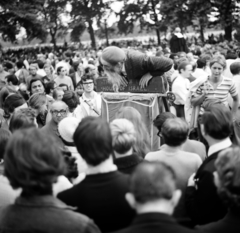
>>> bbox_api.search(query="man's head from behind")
[73,117,113,166]
[230,62,240,76]
[161,118,189,147]
[126,162,181,214]
[201,105,232,141]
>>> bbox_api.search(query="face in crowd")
[51,101,68,124]
[31,80,45,95]
[82,79,94,94]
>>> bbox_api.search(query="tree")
[117,0,165,45]
[39,0,69,51]
[211,0,240,41]
[0,0,46,43]
[70,0,111,49]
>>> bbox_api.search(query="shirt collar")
[208,137,232,157]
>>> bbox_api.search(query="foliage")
[0,0,46,42]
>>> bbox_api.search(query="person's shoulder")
[145,150,162,161]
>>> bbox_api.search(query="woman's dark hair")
[62,90,79,112]
[61,149,78,180]
[57,66,64,75]
[58,83,69,90]
[4,128,66,196]
[9,108,36,133]
[3,94,25,117]
[45,81,55,95]
[6,74,19,85]
[0,129,11,160]
[73,117,113,166]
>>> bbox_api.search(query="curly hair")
[215,147,240,211]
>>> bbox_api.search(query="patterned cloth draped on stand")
[101,93,162,151]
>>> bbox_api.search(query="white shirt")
[208,137,232,157]
[192,68,208,81]
[233,74,240,105]
[172,74,190,105]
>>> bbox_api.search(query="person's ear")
[213,171,220,189]
[171,189,182,208]
[125,193,136,209]
[200,124,206,137]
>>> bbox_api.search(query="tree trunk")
[155,29,161,45]
[200,24,205,43]
[50,32,57,52]
[224,23,232,41]
[105,19,109,46]
[88,19,96,49]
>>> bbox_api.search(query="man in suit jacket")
[99,46,173,91]
[57,117,135,233]
[186,105,233,225]
[111,162,196,233]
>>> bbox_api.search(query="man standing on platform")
[99,46,173,92]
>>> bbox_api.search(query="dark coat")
[198,210,240,233]
[185,150,228,225]
[0,195,100,233]
[111,212,198,233]
[114,153,144,175]
[124,50,173,80]
[58,171,136,233]
[170,35,188,53]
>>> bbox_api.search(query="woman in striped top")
[191,55,239,120]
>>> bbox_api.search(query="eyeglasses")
[82,82,93,85]
[51,109,67,115]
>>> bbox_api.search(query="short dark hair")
[16,61,25,69]
[57,66,64,75]
[161,118,189,146]
[130,162,176,204]
[37,60,45,69]
[58,83,69,90]
[28,78,45,93]
[6,74,19,86]
[9,108,36,133]
[197,58,207,69]
[4,128,66,195]
[45,81,55,95]
[153,112,176,132]
[62,90,79,112]
[80,73,94,84]
[202,105,232,140]
[73,117,113,166]
[178,61,191,73]
[3,94,25,116]
[230,62,240,75]
[0,129,11,160]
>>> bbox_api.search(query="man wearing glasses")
[78,74,101,118]
[41,100,68,149]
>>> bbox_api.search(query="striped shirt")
[193,76,237,115]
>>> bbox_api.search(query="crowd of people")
[0,27,240,233]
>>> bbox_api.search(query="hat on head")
[58,117,80,143]
[101,46,126,65]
